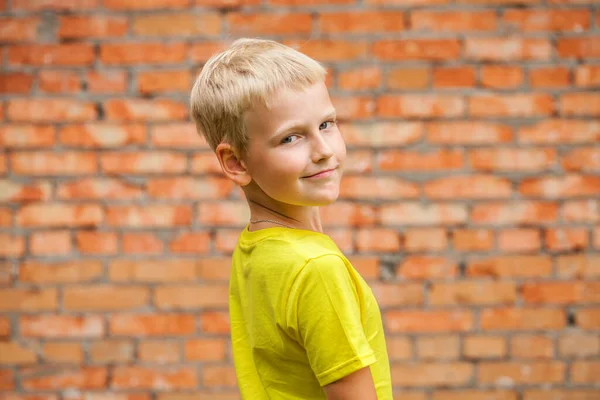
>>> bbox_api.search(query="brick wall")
[1,0,599,399]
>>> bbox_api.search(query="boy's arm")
[323,367,378,400]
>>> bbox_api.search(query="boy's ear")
[215,143,252,186]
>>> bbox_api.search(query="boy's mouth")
[302,166,338,179]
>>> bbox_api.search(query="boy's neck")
[247,198,323,233]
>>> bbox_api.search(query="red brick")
[425,175,511,199]
[203,366,237,387]
[200,311,230,334]
[557,255,600,278]
[7,99,97,122]
[562,148,600,171]
[138,341,180,363]
[510,335,554,359]
[110,259,196,282]
[19,260,103,283]
[386,310,473,333]
[189,42,227,63]
[465,38,551,60]
[185,338,227,361]
[557,37,600,58]
[416,336,459,360]
[0,72,34,93]
[110,314,196,336]
[563,200,599,222]
[372,283,423,307]
[86,70,128,93]
[520,175,600,198]
[285,40,367,62]
[397,256,457,280]
[59,15,128,38]
[321,11,405,33]
[169,231,211,254]
[331,96,375,120]
[0,368,14,390]
[8,44,94,66]
[391,362,473,387]
[470,148,555,172]
[453,229,493,252]
[504,9,590,31]
[123,232,164,254]
[481,66,524,89]
[545,228,588,251]
[468,255,552,278]
[341,176,418,200]
[228,13,310,35]
[571,361,600,383]
[0,125,54,148]
[463,336,507,359]
[0,342,37,365]
[12,0,99,10]
[0,234,25,257]
[354,228,399,252]
[378,149,463,172]
[138,70,190,94]
[43,342,83,363]
[151,123,207,148]
[58,178,144,201]
[107,205,192,227]
[21,315,105,338]
[428,122,513,144]
[373,39,461,60]
[338,66,382,91]
[148,177,233,200]
[0,288,57,311]
[403,228,448,252]
[381,203,467,226]
[479,361,564,384]
[64,285,148,311]
[155,284,229,310]
[387,68,429,89]
[0,208,11,226]
[559,333,599,358]
[412,11,496,31]
[0,17,39,41]
[498,229,541,253]
[100,43,187,65]
[433,391,516,400]
[577,308,600,329]
[39,70,81,93]
[378,95,464,118]
[198,202,249,226]
[60,123,146,147]
[0,180,51,203]
[89,340,134,363]
[524,390,600,400]
[30,230,72,256]
[575,65,600,87]
[480,308,565,330]
[347,256,379,280]
[101,152,186,174]
[386,337,412,361]
[471,201,558,225]
[561,92,600,116]
[105,99,188,121]
[11,151,97,175]
[134,13,221,36]
[430,281,517,306]
[343,151,373,174]
[433,66,475,88]
[341,122,423,147]
[320,203,376,228]
[17,204,103,227]
[530,67,570,88]
[0,317,9,337]
[469,94,553,117]
[519,119,600,144]
[22,367,107,390]
[104,0,189,9]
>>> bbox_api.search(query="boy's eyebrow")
[273,108,337,137]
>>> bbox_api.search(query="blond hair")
[190,38,326,154]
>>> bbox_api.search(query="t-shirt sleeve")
[285,254,377,387]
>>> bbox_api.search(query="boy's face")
[242,81,346,208]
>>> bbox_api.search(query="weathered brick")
[479,362,565,384]
[391,362,473,387]
[134,13,221,36]
[59,15,128,38]
[64,285,149,311]
[503,9,590,31]
[386,310,474,333]
[321,11,405,33]
[21,366,107,390]
[510,335,554,359]
[480,308,565,330]
[101,43,187,65]
[228,13,311,35]
[0,72,34,93]
[21,315,105,338]
[8,44,95,66]
[412,11,496,31]
[106,205,192,227]
[154,284,229,309]
[373,40,461,60]
[39,71,81,93]
[0,17,39,41]
[30,230,72,256]
[7,99,97,122]
[110,314,196,336]
[465,38,551,60]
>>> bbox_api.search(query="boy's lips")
[302,166,338,179]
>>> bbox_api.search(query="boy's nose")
[311,135,334,163]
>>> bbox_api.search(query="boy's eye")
[319,120,336,130]
[281,135,299,144]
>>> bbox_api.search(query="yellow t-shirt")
[229,225,392,399]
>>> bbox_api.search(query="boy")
[190,38,392,399]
